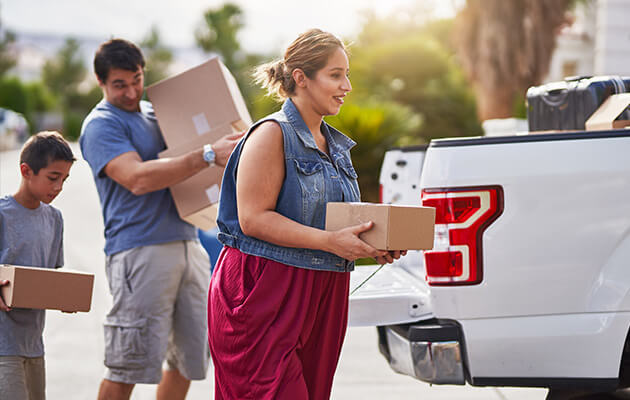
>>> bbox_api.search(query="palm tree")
[454,0,575,121]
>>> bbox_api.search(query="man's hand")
[212,131,246,167]
[0,279,11,312]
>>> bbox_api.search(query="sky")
[1,0,459,54]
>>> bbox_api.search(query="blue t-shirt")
[79,99,195,256]
[0,195,64,357]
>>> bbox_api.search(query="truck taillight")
[421,186,503,286]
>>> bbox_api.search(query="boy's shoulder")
[0,195,62,220]
[0,195,14,213]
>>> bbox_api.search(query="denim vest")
[217,99,361,272]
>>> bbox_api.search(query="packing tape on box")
[205,184,220,203]
[192,113,211,136]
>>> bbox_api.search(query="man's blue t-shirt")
[79,99,195,256]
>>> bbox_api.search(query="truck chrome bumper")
[380,320,466,385]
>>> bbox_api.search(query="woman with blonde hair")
[208,28,402,399]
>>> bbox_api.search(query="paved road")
[0,144,548,399]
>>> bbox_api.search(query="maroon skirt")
[207,246,350,400]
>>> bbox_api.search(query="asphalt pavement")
[0,144,548,399]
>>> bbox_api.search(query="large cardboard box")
[325,202,436,251]
[148,57,252,230]
[146,56,252,148]
[157,125,235,230]
[0,265,94,312]
[585,93,630,131]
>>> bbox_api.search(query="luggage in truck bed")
[527,76,630,131]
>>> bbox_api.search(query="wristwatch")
[203,144,216,166]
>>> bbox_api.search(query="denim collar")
[282,98,356,156]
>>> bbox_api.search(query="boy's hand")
[0,280,11,312]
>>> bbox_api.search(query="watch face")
[204,145,216,164]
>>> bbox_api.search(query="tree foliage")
[40,38,101,140]
[195,3,244,73]
[140,26,174,86]
[349,13,482,143]
[0,6,16,78]
[325,101,421,201]
[41,38,86,100]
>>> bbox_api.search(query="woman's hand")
[326,221,387,261]
[375,250,407,265]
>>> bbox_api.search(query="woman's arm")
[236,121,385,262]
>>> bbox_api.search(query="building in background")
[546,0,630,82]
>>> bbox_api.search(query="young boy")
[0,131,75,400]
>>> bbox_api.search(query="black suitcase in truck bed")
[526,76,630,131]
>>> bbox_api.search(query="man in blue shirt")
[80,39,242,400]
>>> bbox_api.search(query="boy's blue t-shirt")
[79,99,195,256]
[0,195,64,357]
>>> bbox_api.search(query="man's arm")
[104,132,243,196]
[0,280,10,312]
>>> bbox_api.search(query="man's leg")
[0,356,29,400]
[97,379,134,400]
[156,368,191,400]
[164,241,211,383]
[101,244,184,393]
[24,356,45,400]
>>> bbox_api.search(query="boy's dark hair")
[94,38,145,83]
[20,131,76,174]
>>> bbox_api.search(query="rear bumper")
[378,319,466,385]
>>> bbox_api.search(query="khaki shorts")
[0,356,45,400]
[103,240,210,384]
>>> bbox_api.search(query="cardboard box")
[325,202,436,251]
[0,265,94,312]
[157,126,233,230]
[585,93,630,131]
[146,56,252,148]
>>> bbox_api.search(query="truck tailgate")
[349,260,433,326]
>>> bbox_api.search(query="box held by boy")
[146,56,252,149]
[0,264,94,312]
[325,202,436,251]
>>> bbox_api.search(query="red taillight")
[421,186,503,286]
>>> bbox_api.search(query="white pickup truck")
[349,129,630,397]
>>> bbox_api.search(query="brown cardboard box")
[157,125,234,230]
[146,57,252,148]
[325,202,435,251]
[585,93,630,131]
[0,265,94,312]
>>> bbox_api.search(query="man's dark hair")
[94,38,145,83]
[20,131,76,174]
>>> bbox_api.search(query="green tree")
[0,6,16,78]
[41,38,86,103]
[40,37,102,140]
[140,26,174,86]
[195,3,272,120]
[325,101,422,202]
[0,78,55,132]
[350,14,482,142]
[195,3,244,73]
